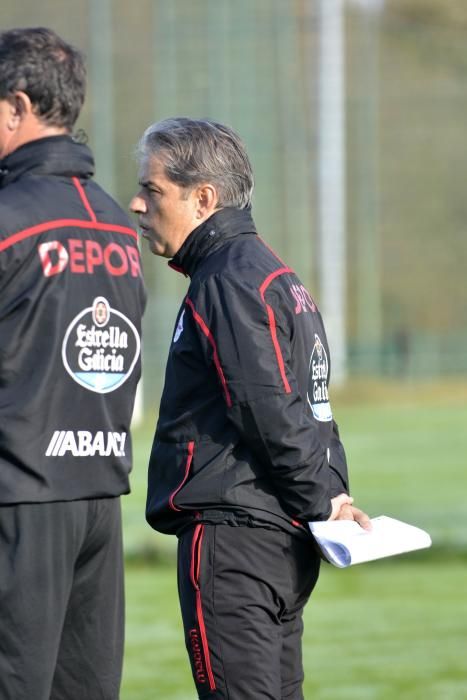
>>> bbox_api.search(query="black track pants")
[177,523,320,699]
[0,498,124,700]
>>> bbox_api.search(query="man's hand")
[329,493,372,530]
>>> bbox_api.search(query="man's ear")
[7,91,33,129]
[195,183,219,219]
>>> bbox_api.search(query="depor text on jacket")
[0,136,146,504]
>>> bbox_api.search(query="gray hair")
[137,117,254,209]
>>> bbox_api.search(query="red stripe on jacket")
[169,441,195,512]
[72,176,98,222]
[185,297,233,408]
[0,219,138,252]
[259,267,294,394]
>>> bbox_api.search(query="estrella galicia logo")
[307,334,332,422]
[62,296,140,394]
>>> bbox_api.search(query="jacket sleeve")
[328,420,350,497]
[190,273,340,522]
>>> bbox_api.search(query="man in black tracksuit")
[0,29,145,699]
[131,117,369,699]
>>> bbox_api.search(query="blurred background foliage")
[2,0,467,403]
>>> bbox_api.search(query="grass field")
[120,381,467,699]
[122,558,467,700]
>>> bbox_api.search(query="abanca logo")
[46,430,126,457]
[62,296,140,393]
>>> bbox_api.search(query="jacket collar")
[169,207,257,278]
[0,135,95,188]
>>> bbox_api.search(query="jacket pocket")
[146,440,195,532]
[169,441,195,511]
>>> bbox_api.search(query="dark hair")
[137,117,254,209]
[0,27,86,130]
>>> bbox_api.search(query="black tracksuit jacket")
[146,207,349,537]
[0,136,146,504]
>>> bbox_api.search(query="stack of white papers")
[308,515,432,568]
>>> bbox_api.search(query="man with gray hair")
[131,117,369,699]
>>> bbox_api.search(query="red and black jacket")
[0,135,146,504]
[146,207,349,537]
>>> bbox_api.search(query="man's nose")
[129,194,146,214]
